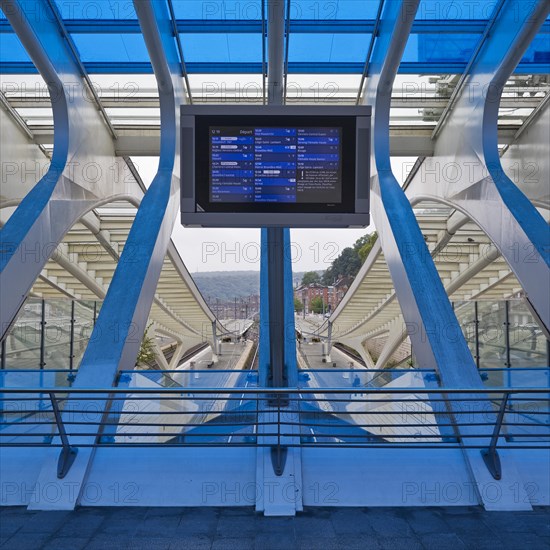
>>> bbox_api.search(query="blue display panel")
[209,126,342,204]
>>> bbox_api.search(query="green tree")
[310,296,325,314]
[301,271,321,285]
[322,247,361,285]
[294,298,303,312]
[135,323,155,368]
[358,231,378,263]
[320,231,378,284]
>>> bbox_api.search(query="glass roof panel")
[522,33,550,64]
[53,0,137,19]
[188,74,264,102]
[290,0,381,19]
[172,0,382,20]
[172,0,262,19]
[401,33,478,64]
[0,33,31,63]
[289,33,371,62]
[71,33,150,63]
[181,33,262,63]
[415,0,494,20]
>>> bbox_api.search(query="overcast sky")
[134,156,414,273]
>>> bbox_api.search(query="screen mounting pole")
[266,0,286,390]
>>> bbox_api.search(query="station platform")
[1,505,549,549]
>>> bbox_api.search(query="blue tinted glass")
[172,0,381,20]
[172,0,262,19]
[402,33,478,63]
[415,0,494,19]
[181,33,262,62]
[72,34,149,62]
[289,33,370,62]
[522,33,550,64]
[0,33,30,62]
[53,0,137,19]
[291,0,380,19]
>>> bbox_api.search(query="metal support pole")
[327,320,333,356]
[474,301,480,369]
[1,338,5,370]
[481,392,509,480]
[69,300,75,371]
[93,301,97,325]
[266,0,286,392]
[39,299,46,370]
[49,392,78,479]
[212,321,218,356]
[504,301,511,368]
[261,0,267,105]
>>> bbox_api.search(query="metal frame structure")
[0,0,548,514]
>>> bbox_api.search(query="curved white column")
[0,0,141,340]
[362,0,531,509]
[364,0,479,386]
[405,0,550,330]
[27,0,189,510]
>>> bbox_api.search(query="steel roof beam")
[5,19,546,34]
[3,60,549,75]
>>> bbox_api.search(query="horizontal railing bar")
[1,420,545,429]
[2,366,546,375]
[2,387,550,394]
[1,442,548,449]
[0,431,549,446]
[1,397,548,407]
[0,394,550,403]
[119,369,256,374]
[2,406,549,416]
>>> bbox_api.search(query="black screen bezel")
[195,115,356,214]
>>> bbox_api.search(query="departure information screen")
[209,127,342,204]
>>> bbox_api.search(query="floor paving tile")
[0,505,548,549]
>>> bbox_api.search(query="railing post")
[1,338,5,370]
[481,392,509,480]
[504,301,511,368]
[39,299,46,370]
[69,300,75,372]
[212,321,218,356]
[474,301,480,369]
[270,392,287,476]
[49,392,78,479]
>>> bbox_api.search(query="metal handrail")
[2,387,547,481]
[2,387,547,395]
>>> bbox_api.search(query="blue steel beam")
[5,19,547,34]
[259,0,297,389]
[365,0,478,384]
[0,0,140,342]
[362,0,532,510]
[26,0,189,510]
[258,229,298,388]
[405,0,550,331]
[0,19,493,34]
[76,0,186,386]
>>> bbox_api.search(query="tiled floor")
[0,506,549,549]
